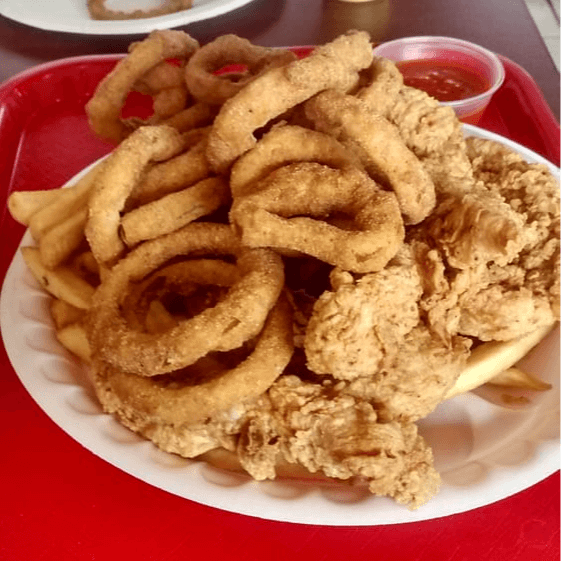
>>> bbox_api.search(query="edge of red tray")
[480,54,560,165]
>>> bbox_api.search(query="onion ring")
[120,176,231,247]
[151,86,190,121]
[230,124,365,198]
[87,223,285,376]
[125,135,212,209]
[206,30,373,174]
[160,102,218,133]
[121,258,240,332]
[85,125,186,267]
[132,61,190,121]
[185,34,297,106]
[357,56,404,117]
[85,30,199,143]
[230,162,405,273]
[134,61,187,94]
[305,89,436,225]
[91,293,293,427]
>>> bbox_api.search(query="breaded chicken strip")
[425,185,527,269]
[304,246,471,420]
[410,134,560,342]
[456,284,554,341]
[467,137,560,318]
[304,253,422,380]
[379,83,525,270]
[342,325,470,421]
[237,375,441,508]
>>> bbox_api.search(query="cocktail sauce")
[396,59,491,102]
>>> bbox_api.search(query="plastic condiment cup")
[372,36,505,125]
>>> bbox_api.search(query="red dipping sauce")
[397,59,491,102]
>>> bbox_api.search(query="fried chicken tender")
[237,375,441,508]
[389,87,464,160]
[409,138,561,341]
[386,89,527,269]
[456,284,554,341]
[466,136,560,319]
[305,251,422,380]
[304,247,472,420]
[381,85,526,275]
[342,325,470,421]
[425,186,528,269]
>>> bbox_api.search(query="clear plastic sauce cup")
[372,36,505,125]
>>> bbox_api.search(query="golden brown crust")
[230,162,405,273]
[185,35,297,106]
[206,30,374,173]
[87,224,285,376]
[85,30,199,143]
[91,295,294,425]
[305,90,436,225]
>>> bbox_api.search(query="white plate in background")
[0,0,256,36]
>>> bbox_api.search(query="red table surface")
[0,54,559,561]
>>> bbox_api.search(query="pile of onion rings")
[7,29,559,509]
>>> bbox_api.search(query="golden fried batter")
[305,90,436,225]
[305,246,472,420]
[237,375,441,508]
[305,250,423,380]
[206,31,373,173]
[27,31,559,512]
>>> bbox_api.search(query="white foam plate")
[1,125,559,525]
[0,0,256,36]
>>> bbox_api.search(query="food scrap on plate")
[87,0,193,20]
[7,29,559,509]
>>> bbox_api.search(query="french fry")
[38,207,88,269]
[7,189,62,226]
[50,299,85,330]
[21,247,95,309]
[56,323,91,363]
[487,367,552,391]
[446,321,556,399]
[28,160,102,241]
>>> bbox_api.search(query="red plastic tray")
[483,55,560,165]
[0,54,559,561]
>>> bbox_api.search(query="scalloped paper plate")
[1,125,559,525]
[0,0,256,36]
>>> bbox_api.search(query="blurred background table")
[0,0,559,119]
